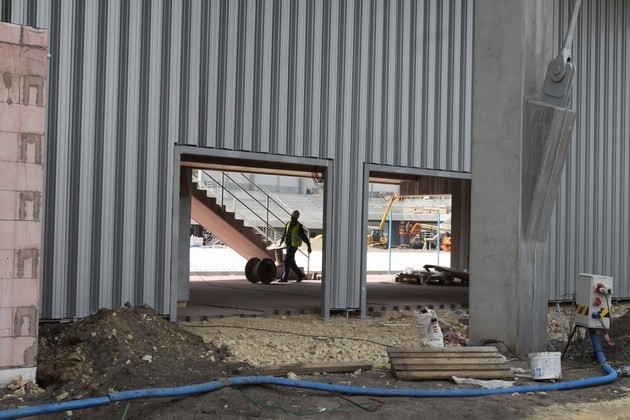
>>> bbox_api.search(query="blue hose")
[0,330,617,419]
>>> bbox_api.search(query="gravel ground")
[182,308,468,371]
[181,302,630,372]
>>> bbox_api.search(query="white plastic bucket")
[529,352,562,380]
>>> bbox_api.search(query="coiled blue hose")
[0,330,617,419]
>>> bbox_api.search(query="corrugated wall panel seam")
[52,0,74,317]
[142,0,163,305]
[112,0,130,310]
[66,0,85,315]
[154,0,172,313]
[89,0,107,310]
[77,1,98,314]
[186,0,201,147]
[40,0,60,317]
[177,0,190,146]
[98,0,122,309]
[121,1,142,304]
[133,0,151,305]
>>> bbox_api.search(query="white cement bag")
[416,309,444,348]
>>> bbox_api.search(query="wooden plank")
[258,361,372,376]
[390,357,505,365]
[389,353,504,360]
[393,364,510,371]
[395,370,514,381]
[388,346,499,354]
[387,345,514,381]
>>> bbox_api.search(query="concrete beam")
[469,1,575,353]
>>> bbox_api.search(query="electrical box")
[574,273,613,329]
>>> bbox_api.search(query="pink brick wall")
[0,23,47,374]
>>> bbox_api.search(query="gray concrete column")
[469,1,576,353]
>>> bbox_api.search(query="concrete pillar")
[0,23,48,387]
[470,1,576,353]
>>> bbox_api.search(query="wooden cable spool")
[245,257,277,284]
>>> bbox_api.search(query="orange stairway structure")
[190,180,274,262]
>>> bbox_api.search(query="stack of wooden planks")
[387,346,514,381]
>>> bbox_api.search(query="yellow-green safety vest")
[285,221,303,247]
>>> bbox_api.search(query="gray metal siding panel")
[9,0,624,317]
[549,0,630,300]
[13,0,473,318]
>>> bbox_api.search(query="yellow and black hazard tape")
[599,307,610,318]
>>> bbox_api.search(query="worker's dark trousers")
[282,246,303,281]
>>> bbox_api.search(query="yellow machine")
[366,194,399,248]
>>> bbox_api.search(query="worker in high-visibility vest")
[279,210,312,282]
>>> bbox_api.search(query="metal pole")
[388,204,393,274]
[266,196,270,243]
[221,172,225,207]
[437,210,441,266]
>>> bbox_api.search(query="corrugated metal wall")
[5,0,625,318]
[2,0,474,318]
[549,0,630,300]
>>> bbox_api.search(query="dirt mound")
[36,305,254,401]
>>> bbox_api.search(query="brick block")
[0,250,13,279]
[16,249,39,278]
[0,43,48,79]
[0,43,18,75]
[18,192,41,222]
[0,307,12,337]
[0,132,18,162]
[0,221,42,250]
[19,105,46,133]
[0,307,35,338]
[0,336,37,366]
[14,306,37,336]
[25,162,44,191]
[0,221,15,251]
[20,134,42,164]
[15,47,48,79]
[0,161,43,191]
[1,71,19,105]
[0,23,21,45]
[0,279,38,308]
[0,101,20,132]
[0,190,18,220]
[21,26,48,49]
[22,75,44,106]
[0,161,19,190]
[15,279,39,308]
[0,279,10,307]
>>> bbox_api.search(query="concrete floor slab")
[177,274,468,322]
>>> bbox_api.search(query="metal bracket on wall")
[541,0,582,108]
